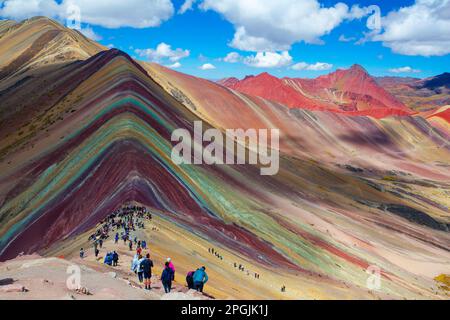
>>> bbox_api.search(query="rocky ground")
[0,237,212,300]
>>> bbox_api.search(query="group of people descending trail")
[85,203,212,295]
[208,247,223,261]
[186,266,209,293]
[85,204,151,260]
[210,248,261,280]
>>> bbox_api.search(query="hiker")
[161,262,174,294]
[131,254,139,272]
[112,251,119,266]
[129,240,133,251]
[136,246,142,256]
[186,271,195,290]
[140,253,154,290]
[141,240,147,249]
[193,266,208,293]
[104,252,113,266]
[99,239,103,248]
[136,254,144,283]
[167,258,175,280]
[115,233,119,244]
[79,248,85,259]
[95,248,100,258]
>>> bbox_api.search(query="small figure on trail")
[161,262,174,294]
[95,248,100,258]
[186,271,195,290]
[140,253,154,290]
[79,248,85,259]
[136,246,142,256]
[104,252,113,266]
[193,266,208,293]
[112,251,119,266]
[167,258,175,280]
[115,233,119,244]
[281,285,286,292]
[129,240,133,251]
[141,240,147,249]
[99,239,103,248]
[134,254,144,283]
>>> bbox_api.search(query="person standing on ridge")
[140,253,154,290]
[161,262,174,294]
[193,266,208,293]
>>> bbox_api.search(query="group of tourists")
[83,204,210,295]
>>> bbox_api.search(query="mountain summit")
[220,65,413,118]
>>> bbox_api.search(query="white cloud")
[166,62,182,69]
[80,26,102,41]
[0,0,174,28]
[338,34,355,42]
[200,0,361,52]
[388,66,421,73]
[244,51,292,68]
[291,62,333,71]
[372,0,450,56]
[135,42,190,62]
[199,63,216,70]
[223,52,241,63]
[178,0,196,14]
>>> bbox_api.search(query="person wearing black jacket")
[161,262,174,293]
[140,253,154,290]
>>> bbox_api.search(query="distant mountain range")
[219,67,450,118]
[376,73,450,111]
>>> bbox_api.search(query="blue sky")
[1,0,449,79]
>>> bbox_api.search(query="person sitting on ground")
[140,253,154,290]
[161,262,174,294]
[186,271,195,290]
[193,266,208,293]
[104,252,113,266]
[112,251,119,266]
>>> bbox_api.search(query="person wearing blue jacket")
[161,262,174,293]
[104,252,113,266]
[193,266,208,293]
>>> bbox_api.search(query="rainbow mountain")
[0,17,449,299]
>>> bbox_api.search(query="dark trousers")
[194,281,204,292]
[162,281,172,293]
[137,272,144,283]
